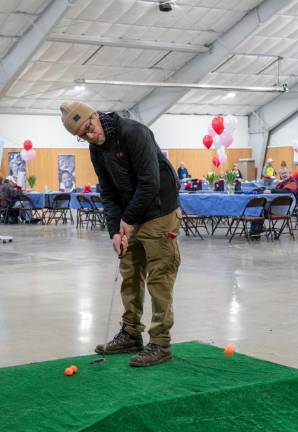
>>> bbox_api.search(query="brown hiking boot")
[95,327,143,355]
[129,343,172,367]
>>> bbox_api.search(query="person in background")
[279,160,291,180]
[177,162,190,180]
[263,158,276,178]
[262,158,276,187]
[60,101,181,367]
[232,163,243,179]
[0,176,21,223]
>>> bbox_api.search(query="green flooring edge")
[1,342,298,432]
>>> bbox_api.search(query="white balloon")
[20,149,29,162]
[213,134,222,149]
[224,115,238,133]
[217,147,228,164]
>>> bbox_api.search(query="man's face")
[77,113,105,145]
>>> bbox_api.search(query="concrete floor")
[0,222,297,369]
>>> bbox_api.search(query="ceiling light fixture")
[75,79,288,93]
[225,92,236,98]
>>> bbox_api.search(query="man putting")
[60,102,181,367]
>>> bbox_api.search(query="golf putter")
[90,245,123,365]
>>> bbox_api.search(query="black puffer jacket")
[89,113,180,238]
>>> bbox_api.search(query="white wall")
[0,114,88,149]
[0,113,249,149]
[270,116,297,148]
[151,114,249,149]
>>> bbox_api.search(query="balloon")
[208,125,216,137]
[213,134,222,149]
[23,140,33,151]
[20,149,29,161]
[212,116,224,135]
[220,131,234,149]
[26,149,36,161]
[217,147,228,165]
[224,115,238,133]
[202,134,213,149]
[212,155,221,168]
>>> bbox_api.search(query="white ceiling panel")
[0,0,297,117]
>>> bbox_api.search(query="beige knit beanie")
[60,101,96,135]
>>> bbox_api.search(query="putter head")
[90,357,107,365]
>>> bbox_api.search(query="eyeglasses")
[77,117,93,142]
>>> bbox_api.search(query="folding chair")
[17,194,43,223]
[76,195,94,229]
[266,195,295,240]
[0,202,12,224]
[292,203,298,230]
[180,207,209,239]
[46,193,74,225]
[229,197,267,243]
[90,195,106,230]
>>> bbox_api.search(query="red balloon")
[212,116,224,135]
[212,155,221,168]
[23,140,33,151]
[202,134,213,149]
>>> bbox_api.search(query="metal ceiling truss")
[130,0,292,125]
[249,80,298,177]
[0,0,75,98]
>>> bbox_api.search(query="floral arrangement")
[27,175,37,189]
[205,172,219,187]
[225,170,237,185]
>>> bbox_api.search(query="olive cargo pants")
[120,209,181,347]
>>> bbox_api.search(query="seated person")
[177,162,190,180]
[279,160,291,180]
[232,163,243,179]
[272,175,298,196]
[0,176,22,223]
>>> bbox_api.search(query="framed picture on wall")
[58,155,76,192]
[8,151,26,188]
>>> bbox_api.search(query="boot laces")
[110,328,129,345]
[139,343,159,357]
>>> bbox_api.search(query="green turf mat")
[1,342,298,432]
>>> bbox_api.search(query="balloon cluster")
[20,140,36,162]
[202,115,238,168]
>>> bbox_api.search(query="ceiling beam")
[249,81,298,176]
[49,33,209,54]
[131,0,292,125]
[0,0,74,97]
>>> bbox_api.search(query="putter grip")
[118,243,123,259]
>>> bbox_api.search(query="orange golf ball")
[224,344,235,357]
[70,365,78,373]
[64,367,74,376]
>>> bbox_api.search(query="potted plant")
[204,172,219,191]
[27,175,37,190]
[225,170,237,194]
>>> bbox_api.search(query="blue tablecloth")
[26,192,102,209]
[179,192,293,217]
